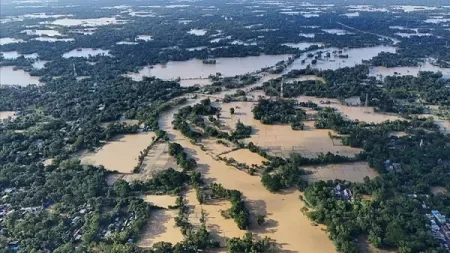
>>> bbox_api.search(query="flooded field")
[302,162,379,183]
[321,29,353,35]
[0,66,42,86]
[126,55,290,80]
[285,46,396,72]
[32,60,49,69]
[0,37,25,45]
[299,33,316,38]
[370,62,450,79]
[137,209,184,248]
[179,78,212,87]
[62,48,110,58]
[219,149,268,166]
[158,104,337,252]
[50,17,127,27]
[21,29,62,37]
[80,132,155,173]
[136,35,153,41]
[1,51,38,60]
[282,42,324,50]
[431,186,448,195]
[143,195,178,209]
[34,37,75,42]
[295,96,402,123]
[185,189,245,246]
[188,29,207,36]
[219,101,364,158]
[0,111,16,121]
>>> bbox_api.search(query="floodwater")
[395,32,432,38]
[186,46,207,51]
[137,209,184,248]
[126,55,290,80]
[0,66,42,86]
[219,101,364,158]
[1,51,38,60]
[32,60,48,69]
[392,5,438,12]
[136,35,153,41]
[188,29,207,36]
[51,17,127,27]
[179,78,212,87]
[219,149,268,166]
[80,132,155,173]
[343,12,360,17]
[299,33,315,38]
[295,95,402,123]
[34,37,75,42]
[21,29,63,37]
[431,186,448,195]
[0,37,25,45]
[158,102,338,252]
[185,189,245,246]
[117,41,138,45]
[143,195,178,208]
[282,42,324,50]
[0,111,16,121]
[370,61,450,79]
[302,162,379,183]
[230,40,257,46]
[425,18,450,24]
[62,48,110,58]
[321,29,353,35]
[285,45,396,72]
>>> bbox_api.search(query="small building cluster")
[333,184,352,200]
[384,160,402,172]
[426,210,450,252]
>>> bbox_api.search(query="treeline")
[168,142,197,171]
[252,99,306,130]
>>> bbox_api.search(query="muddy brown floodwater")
[0,111,16,121]
[302,162,379,183]
[219,149,268,166]
[158,100,338,253]
[219,101,363,158]
[80,132,155,173]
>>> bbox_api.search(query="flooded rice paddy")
[302,162,379,183]
[50,17,127,27]
[0,66,42,86]
[143,195,178,209]
[282,42,324,50]
[138,209,184,248]
[1,51,38,60]
[187,29,207,36]
[62,48,110,58]
[80,132,155,173]
[219,101,364,158]
[21,29,63,37]
[0,111,17,121]
[185,189,245,246]
[219,149,268,166]
[0,37,25,45]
